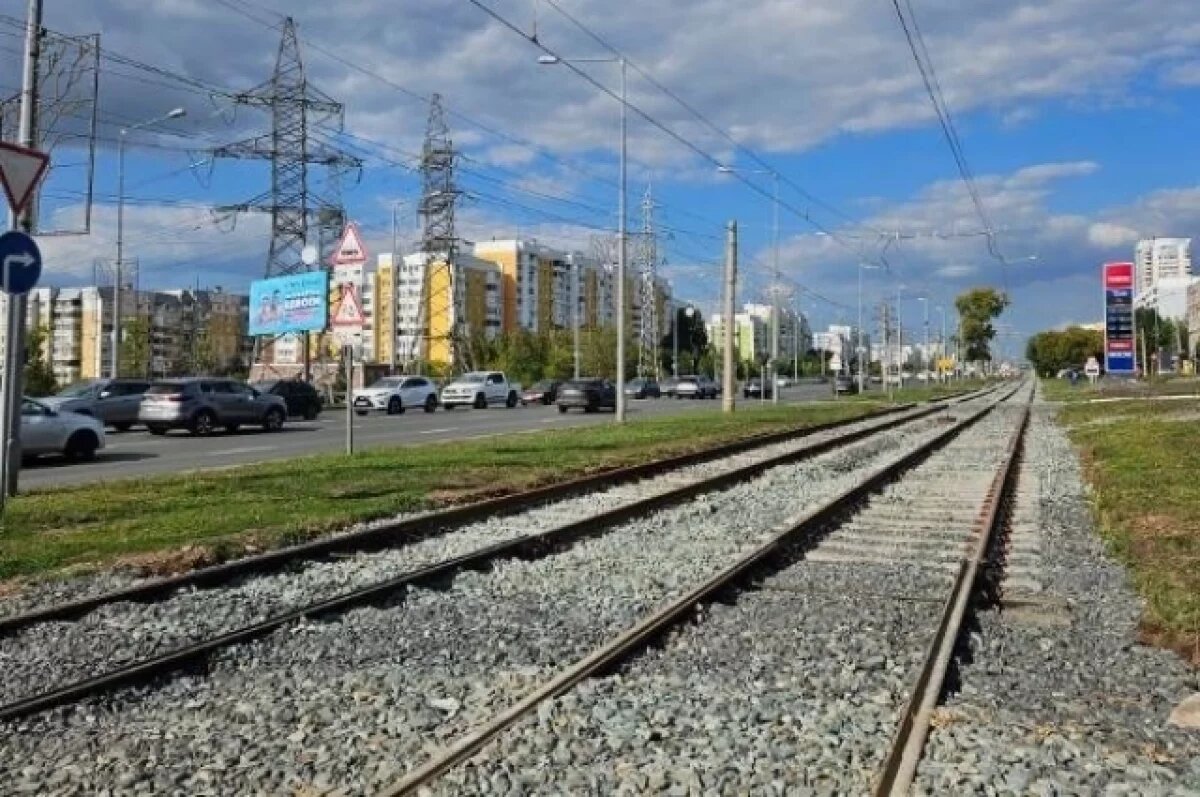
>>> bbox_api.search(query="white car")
[20,397,106,461]
[352,376,439,415]
[440,371,521,409]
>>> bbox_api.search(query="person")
[255,294,273,328]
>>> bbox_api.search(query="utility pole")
[722,221,737,413]
[389,200,402,374]
[417,94,460,373]
[1,0,42,502]
[770,172,780,404]
[570,252,580,379]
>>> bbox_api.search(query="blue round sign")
[0,230,42,295]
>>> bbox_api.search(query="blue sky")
[8,0,1200,352]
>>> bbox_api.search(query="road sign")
[0,230,42,294]
[1085,356,1100,383]
[1103,262,1136,374]
[331,222,368,266]
[0,142,50,216]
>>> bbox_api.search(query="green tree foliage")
[118,317,152,378]
[23,325,57,396]
[1135,307,1180,354]
[955,287,1010,362]
[1025,326,1103,376]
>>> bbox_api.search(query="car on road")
[521,379,561,406]
[351,375,439,415]
[39,378,150,431]
[253,379,323,420]
[139,378,289,436]
[557,378,617,413]
[834,374,859,395]
[441,371,521,409]
[660,376,679,398]
[743,377,774,399]
[675,375,717,399]
[19,397,106,461]
[624,377,661,399]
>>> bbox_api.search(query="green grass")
[844,378,992,405]
[0,402,881,582]
[1043,375,1200,403]
[1057,396,1200,663]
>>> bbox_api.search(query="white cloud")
[1087,222,1139,248]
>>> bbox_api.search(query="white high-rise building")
[1135,238,1192,295]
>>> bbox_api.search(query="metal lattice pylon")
[636,185,660,379]
[413,93,462,372]
[211,17,361,377]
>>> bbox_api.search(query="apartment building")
[3,286,250,386]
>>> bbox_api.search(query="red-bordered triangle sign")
[0,142,50,215]
[331,281,366,326]
[331,222,368,266]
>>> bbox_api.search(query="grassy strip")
[1056,393,1200,663]
[1043,375,1200,403]
[844,379,992,405]
[0,402,880,582]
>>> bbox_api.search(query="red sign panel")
[1103,262,1133,289]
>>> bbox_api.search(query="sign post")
[1084,356,1100,385]
[1102,262,1136,377]
[0,229,44,508]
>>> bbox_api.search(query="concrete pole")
[671,306,678,378]
[389,202,399,375]
[770,172,780,405]
[344,345,354,455]
[113,131,127,379]
[571,252,581,379]
[856,264,865,393]
[1,0,41,503]
[615,58,627,422]
[722,221,737,413]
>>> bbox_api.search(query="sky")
[4,0,1200,355]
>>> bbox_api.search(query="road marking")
[204,445,276,457]
[419,427,458,435]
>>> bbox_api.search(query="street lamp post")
[856,262,879,393]
[718,164,781,404]
[113,107,186,379]
[539,54,627,421]
[671,304,695,377]
[916,296,929,376]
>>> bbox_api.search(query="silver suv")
[40,378,151,431]
[139,377,288,436]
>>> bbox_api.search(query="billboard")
[248,271,329,336]
[1103,262,1136,374]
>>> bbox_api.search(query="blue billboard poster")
[1102,262,1136,374]
[248,271,330,336]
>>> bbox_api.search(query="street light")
[540,54,628,421]
[718,164,781,403]
[915,296,929,377]
[113,106,186,379]
[671,303,696,377]
[857,262,880,393]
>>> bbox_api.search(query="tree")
[955,288,1010,363]
[1025,326,1103,376]
[23,325,57,396]
[118,316,151,378]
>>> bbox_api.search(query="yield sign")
[331,222,368,266]
[331,281,366,326]
[0,142,50,215]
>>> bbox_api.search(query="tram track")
[0,393,985,723]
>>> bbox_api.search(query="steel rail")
[0,400,962,722]
[375,389,1016,796]
[872,390,1031,796]
[0,401,942,638]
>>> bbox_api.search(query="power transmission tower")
[211,17,360,376]
[415,93,461,372]
[636,185,660,379]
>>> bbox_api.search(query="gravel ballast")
[912,388,1200,795]
[0,402,974,794]
[426,397,1028,794]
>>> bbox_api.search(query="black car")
[557,378,617,413]
[253,379,323,420]
[521,379,561,405]
[743,377,774,399]
[624,378,661,399]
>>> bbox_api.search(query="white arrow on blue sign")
[0,230,42,295]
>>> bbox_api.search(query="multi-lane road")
[20,383,838,489]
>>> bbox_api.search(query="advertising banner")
[1103,262,1136,374]
[249,271,329,336]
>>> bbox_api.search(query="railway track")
[380,383,1030,795]
[0,391,987,724]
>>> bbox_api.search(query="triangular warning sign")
[332,222,368,266]
[0,142,49,216]
[331,281,366,326]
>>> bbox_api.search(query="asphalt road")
[19,383,839,490]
